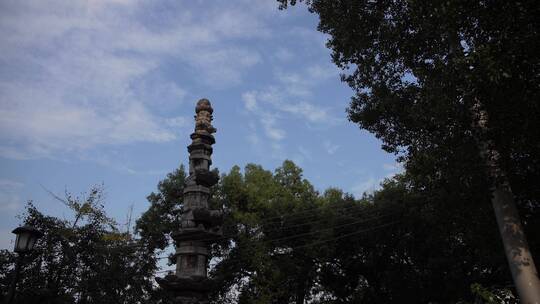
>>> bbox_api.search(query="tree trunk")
[491,181,540,303]
[446,22,540,301]
[474,105,540,303]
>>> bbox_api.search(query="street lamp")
[5,225,43,304]
[12,226,42,253]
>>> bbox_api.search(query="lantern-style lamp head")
[12,226,43,254]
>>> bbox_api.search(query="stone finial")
[195,98,213,114]
[194,98,216,134]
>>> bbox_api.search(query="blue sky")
[0,0,399,251]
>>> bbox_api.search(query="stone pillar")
[157,99,222,304]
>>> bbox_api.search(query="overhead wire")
[155,219,399,275]
[169,201,399,245]
[153,202,400,258]
[94,202,369,250]
[158,210,399,271]
[219,200,378,228]
[208,220,400,274]
[221,200,395,230]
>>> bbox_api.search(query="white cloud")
[245,122,260,146]
[242,90,287,142]
[0,0,270,159]
[0,94,176,158]
[240,62,341,158]
[0,179,23,189]
[242,92,258,112]
[287,26,329,48]
[260,114,286,141]
[0,179,24,213]
[0,229,15,250]
[351,177,378,198]
[270,142,286,160]
[350,162,402,198]
[0,200,20,213]
[382,162,404,178]
[292,145,313,165]
[186,47,261,87]
[323,141,340,155]
[242,87,336,126]
[274,48,294,61]
[281,101,331,123]
[275,64,339,97]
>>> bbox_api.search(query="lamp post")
[5,225,43,304]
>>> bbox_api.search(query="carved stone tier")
[172,226,222,242]
[190,133,215,145]
[192,209,223,227]
[157,276,214,292]
[187,143,213,154]
[158,98,222,304]
[156,275,213,304]
[193,170,219,187]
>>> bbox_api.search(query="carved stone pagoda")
[157,99,222,304]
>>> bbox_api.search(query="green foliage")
[471,283,517,304]
[136,165,187,250]
[275,0,540,247]
[211,161,400,303]
[0,185,159,304]
[207,160,525,303]
[2,160,523,303]
[276,0,539,301]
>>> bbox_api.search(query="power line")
[220,200,378,228]
[171,203,399,244]
[155,219,398,275]
[160,211,399,270]
[222,201,395,231]
[106,201,401,254]
[235,211,398,246]
[208,220,400,272]
[154,203,399,259]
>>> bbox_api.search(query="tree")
[136,165,187,251]
[209,161,515,303]
[209,161,405,303]
[211,161,322,304]
[277,1,540,301]
[135,159,524,303]
[0,185,159,304]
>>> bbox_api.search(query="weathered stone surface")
[158,99,223,304]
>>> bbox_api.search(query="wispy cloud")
[242,85,337,127]
[323,140,340,155]
[273,48,294,61]
[0,228,16,251]
[275,64,338,97]
[0,179,23,189]
[291,145,313,166]
[260,114,286,141]
[382,162,404,178]
[0,1,270,160]
[242,92,258,112]
[351,177,378,198]
[350,162,403,198]
[0,179,24,213]
[242,91,287,143]
[240,60,342,161]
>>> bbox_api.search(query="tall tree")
[211,161,322,304]
[0,186,159,304]
[277,1,540,301]
[210,161,515,303]
[140,160,523,302]
[210,161,407,303]
[136,165,187,251]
